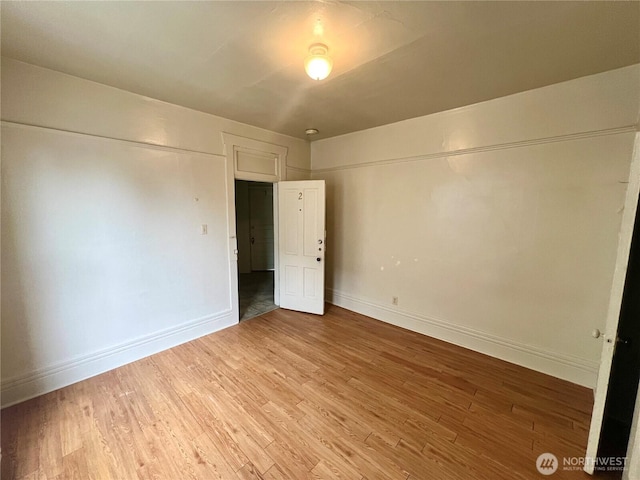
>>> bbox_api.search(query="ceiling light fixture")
[305,128,319,135]
[304,43,333,81]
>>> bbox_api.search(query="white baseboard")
[1,310,237,408]
[327,288,598,388]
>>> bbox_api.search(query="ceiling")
[1,1,639,140]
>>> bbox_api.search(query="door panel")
[586,134,640,474]
[596,200,640,470]
[284,190,299,255]
[304,268,317,298]
[285,265,298,295]
[278,180,325,315]
[303,189,319,257]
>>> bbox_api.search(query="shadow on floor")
[239,271,277,321]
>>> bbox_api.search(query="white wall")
[312,65,640,387]
[0,57,310,407]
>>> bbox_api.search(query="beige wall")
[311,65,640,387]
[0,57,310,407]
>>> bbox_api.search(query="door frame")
[623,134,640,480]
[586,132,640,474]
[222,133,288,322]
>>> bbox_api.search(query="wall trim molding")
[327,288,598,387]
[1,309,236,408]
[221,131,288,183]
[286,165,311,173]
[312,125,637,174]
[1,120,226,159]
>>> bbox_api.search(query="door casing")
[222,133,289,321]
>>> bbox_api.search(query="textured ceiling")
[1,1,639,140]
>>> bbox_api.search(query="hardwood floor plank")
[0,402,20,479]
[401,416,457,446]
[259,402,319,470]
[58,448,90,480]
[467,401,534,435]
[366,433,459,480]
[264,441,316,480]
[38,393,65,478]
[212,391,276,449]
[381,351,478,396]
[182,392,274,473]
[2,305,595,480]
[297,384,374,441]
[262,463,289,480]
[85,372,154,476]
[2,399,40,479]
[293,416,370,480]
[421,433,531,480]
[310,459,363,479]
[237,462,267,480]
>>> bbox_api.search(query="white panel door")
[585,134,640,474]
[278,180,325,315]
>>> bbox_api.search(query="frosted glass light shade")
[304,43,333,81]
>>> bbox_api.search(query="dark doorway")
[235,180,276,320]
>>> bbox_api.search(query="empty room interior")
[2,1,640,479]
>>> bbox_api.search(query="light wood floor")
[2,305,597,479]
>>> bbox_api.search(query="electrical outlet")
[392,296,398,306]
